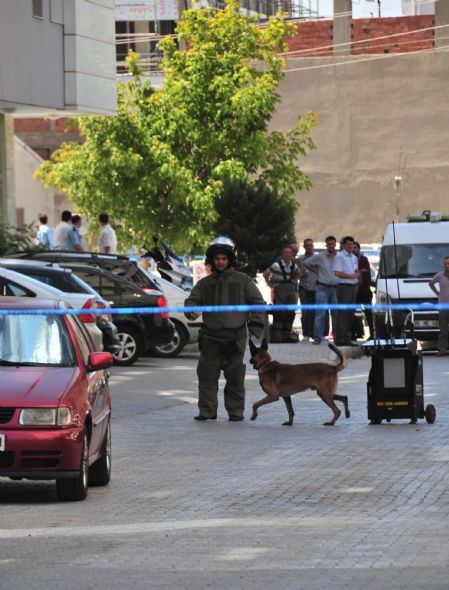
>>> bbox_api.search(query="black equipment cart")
[364,339,435,424]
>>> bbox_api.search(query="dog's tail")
[328,343,347,372]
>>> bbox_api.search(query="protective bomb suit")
[184,237,266,421]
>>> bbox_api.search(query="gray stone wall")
[274,52,449,243]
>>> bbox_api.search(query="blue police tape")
[0,302,449,316]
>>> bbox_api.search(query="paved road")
[1,343,449,590]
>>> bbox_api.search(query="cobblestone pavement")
[1,342,449,590]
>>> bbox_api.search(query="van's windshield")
[379,244,449,278]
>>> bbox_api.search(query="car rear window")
[0,278,35,298]
[0,315,75,366]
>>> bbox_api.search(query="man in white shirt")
[54,210,83,251]
[98,213,117,254]
[333,235,360,346]
[306,235,338,345]
[36,214,55,250]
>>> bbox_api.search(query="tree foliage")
[36,0,316,252]
[0,222,36,256]
[214,180,296,277]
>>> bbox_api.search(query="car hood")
[0,366,77,406]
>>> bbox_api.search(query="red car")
[0,297,113,501]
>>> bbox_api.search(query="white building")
[0,0,117,226]
[402,0,435,15]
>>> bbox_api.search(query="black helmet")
[205,236,237,267]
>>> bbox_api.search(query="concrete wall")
[0,0,116,116]
[0,115,16,225]
[14,137,58,227]
[274,52,449,243]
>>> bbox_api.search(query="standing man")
[99,213,117,254]
[263,244,301,343]
[71,215,85,251]
[35,214,55,250]
[352,241,373,340]
[184,237,266,421]
[333,236,360,346]
[306,236,338,345]
[297,238,317,341]
[429,256,449,356]
[54,210,83,251]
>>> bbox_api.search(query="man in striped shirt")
[263,245,301,343]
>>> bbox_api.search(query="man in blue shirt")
[54,210,83,251]
[36,214,55,250]
[333,236,360,346]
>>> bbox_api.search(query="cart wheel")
[370,419,382,425]
[425,404,436,424]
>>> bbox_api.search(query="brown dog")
[248,339,349,426]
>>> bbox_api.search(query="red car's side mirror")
[87,351,113,372]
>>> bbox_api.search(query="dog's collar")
[253,358,275,373]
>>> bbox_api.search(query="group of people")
[35,211,117,254]
[263,236,373,346]
[166,233,449,423]
[184,234,376,422]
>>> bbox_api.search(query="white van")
[376,211,449,341]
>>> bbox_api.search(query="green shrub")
[0,221,37,256]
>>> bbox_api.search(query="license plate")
[415,320,438,328]
[0,434,5,452]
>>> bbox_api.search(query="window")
[68,316,92,364]
[0,278,35,298]
[379,244,449,278]
[32,0,44,19]
[27,272,54,288]
[0,315,75,366]
[116,21,135,74]
[74,269,117,299]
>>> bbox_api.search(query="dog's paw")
[323,421,335,426]
[282,421,293,426]
[346,409,351,419]
[250,413,257,421]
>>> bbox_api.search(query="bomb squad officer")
[184,237,266,422]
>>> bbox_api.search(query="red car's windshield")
[0,314,75,366]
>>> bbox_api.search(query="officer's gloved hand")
[249,330,264,348]
[184,312,200,321]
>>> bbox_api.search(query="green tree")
[214,180,296,277]
[36,0,316,252]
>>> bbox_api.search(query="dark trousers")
[299,287,316,339]
[272,283,297,337]
[197,334,247,418]
[438,310,449,353]
[352,289,373,340]
[335,284,357,345]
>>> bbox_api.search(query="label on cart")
[0,434,5,452]
[376,401,409,407]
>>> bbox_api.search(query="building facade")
[0,0,117,226]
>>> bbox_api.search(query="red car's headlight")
[19,407,72,426]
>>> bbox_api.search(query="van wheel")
[152,321,187,358]
[113,327,142,366]
[56,434,88,501]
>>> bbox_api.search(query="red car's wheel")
[56,433,89,502]
[89,421,111,486]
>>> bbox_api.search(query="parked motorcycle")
[142,237,193,291]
